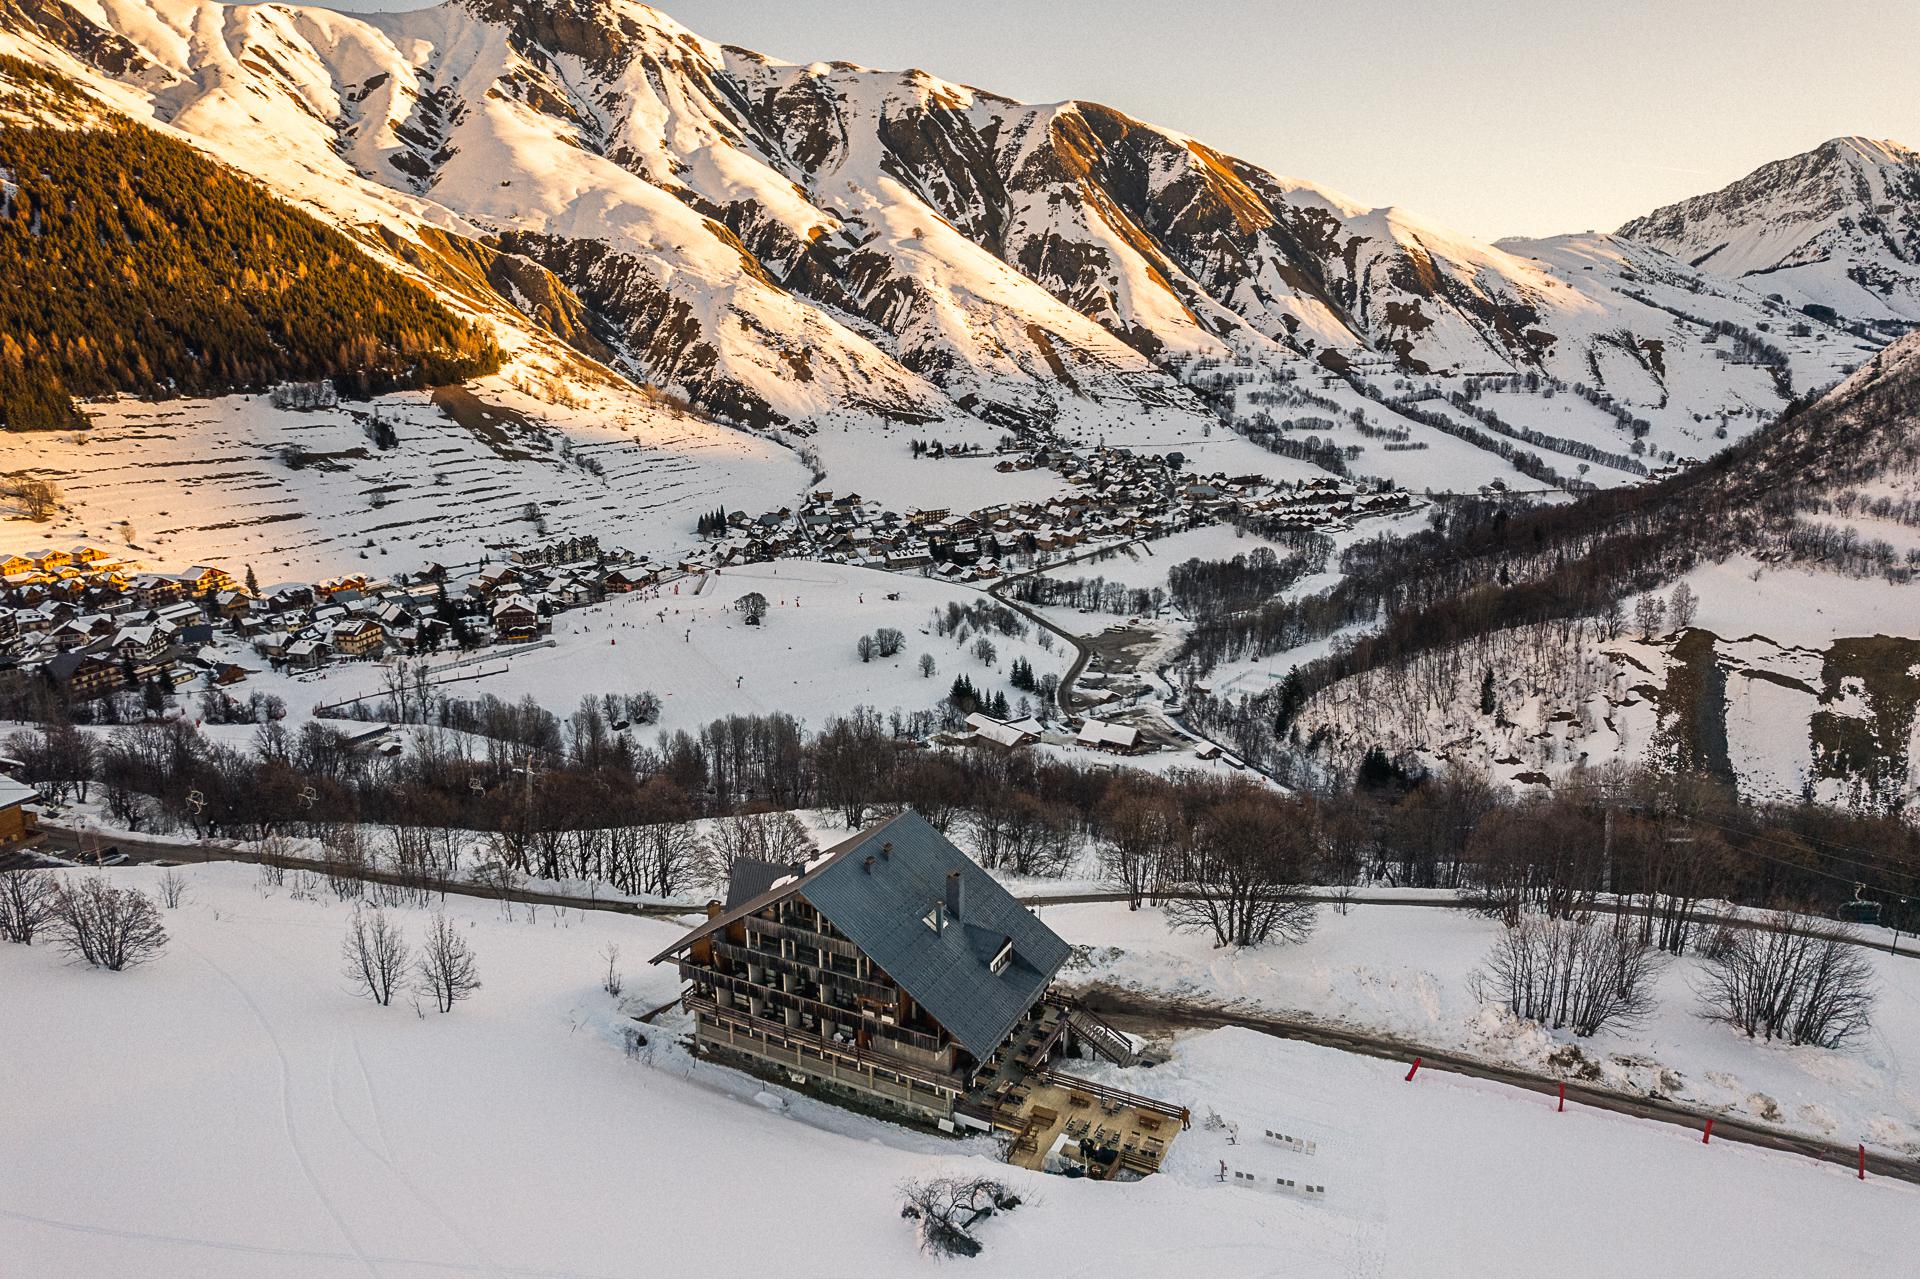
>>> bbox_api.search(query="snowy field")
[247,561,1073,732]
[3,864,1913,1278]
[1049,900,1920,1157]
[1676,555,1920,647]
[1,380,805,581]
[801,425,1071,513]
[1037,524,1294,595]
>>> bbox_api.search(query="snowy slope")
[1620,137,1920,328]
[0,382,806,580]
[1056,899,1920,1158]
[4,863,1914,1277]
[2,0,1889,492]
[1270,332,1920,809]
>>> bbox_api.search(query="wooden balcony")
[742,914,864,963]
[686,994,965,1096]
[681,963,948,1058]
[709,939,897,1006]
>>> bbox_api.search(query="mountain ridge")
[1,0,1887,469]
[1619,135,1920,329]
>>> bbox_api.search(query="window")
[922,903,945,933]
[989,938,1014,975]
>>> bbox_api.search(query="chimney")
[945,870,963,922]
[863,856,876,874]
[880,841,893,860]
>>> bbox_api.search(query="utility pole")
[1602,804,1615,902]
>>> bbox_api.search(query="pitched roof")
[723,858,799,911]
[1076,719,1140,748]
[654,811,1070,1061]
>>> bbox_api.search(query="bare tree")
[1633,592,1666,639]
[1098,786,1180,909]
[918,653,936,679]
[855,634,876,663]
[53,877,168,970]
[341,907,411,1006]
[1695,912,1877,1049]
[1668,581,1698,631]
[1472,911,1662,1037]
[873,627,906,658]
[1163,791,1318,947]
[1464,799,1602,925]
[701,810,814,880]
[321,822,370,902]
[415,913,480,1013]
[156,868,189,910]
[6,474,61,522]
[601,941,623,997]
[899,1176,1021,1258]
[0,869,59,944]
[639,817,700,898]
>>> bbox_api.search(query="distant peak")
[1818,136,1917,165]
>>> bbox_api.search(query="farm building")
[1076,719,1141,753]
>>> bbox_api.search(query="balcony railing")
[709,939,897,1006]
[742,914,864,963]
[686,994,962,1092]
[681,964,946,1056]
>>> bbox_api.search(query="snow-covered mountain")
[1619,137,1920,331]
[0,0,1887,483]
[1278,329,1920,812]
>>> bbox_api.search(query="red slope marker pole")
[1557,1082,1565,1113]
[1859,1144,1867,1180]
[1702,1119,1713,1144]
[1405,1057,1422,1082]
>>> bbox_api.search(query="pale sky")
[318,0,1920,241]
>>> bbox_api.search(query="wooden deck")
[1002,1077,1177,1178]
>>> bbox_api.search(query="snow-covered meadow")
[5,381,807,582]
[3,863,1914,1278]
[1049,899,1920,1158]
[246,561,1074,734]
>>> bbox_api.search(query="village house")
[0,773,42,851]
[1076,719,1142,753]
[179,565,236,597]
[44,650,126,700]
[654,812,1075,1124]
[490,594,540,642]
[285,637,330,670]
[330,619,385,659]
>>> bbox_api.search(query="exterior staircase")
[1065,1005,1141,1068]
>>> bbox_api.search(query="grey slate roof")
[655,810,1071,1062]
[723,858,798,911]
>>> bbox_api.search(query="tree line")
[0,109,500,429]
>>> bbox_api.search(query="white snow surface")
[249,560,1071,732]
[1052,900,1920,1158]
[3,863,1915,1277]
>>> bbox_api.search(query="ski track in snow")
[185,938,382,1277]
